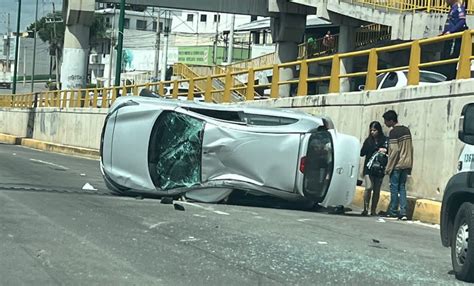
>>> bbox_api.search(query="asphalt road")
[0,143,468,285]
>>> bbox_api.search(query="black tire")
[451,202,474,282]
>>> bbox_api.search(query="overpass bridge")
[61,0,315,93]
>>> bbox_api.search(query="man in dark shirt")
[383,110,414,220]
[441,0,468,80]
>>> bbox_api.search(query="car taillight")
[299,156,306,173]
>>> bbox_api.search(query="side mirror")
[358,85,365,91]
[459,103,474,145]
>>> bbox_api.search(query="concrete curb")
[351,186,441,224]
[21,139,99,159]
[0,133,23,145]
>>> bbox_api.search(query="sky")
[0,0,62,35]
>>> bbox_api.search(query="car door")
[200,121,301,193]
[320,130,360,207]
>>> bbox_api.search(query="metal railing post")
[407,40,421,86]
[456,30,472,79]
[329,55,341,93]
[172,80,179,99]
[187,78,195,101]
[365,49,378,90]
[246,68,255,101]
[297,60,308,96]
[223,70,232,103]
[270,64,279,98]
[205,76,212,102]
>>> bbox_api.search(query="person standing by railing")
[441,0,469,80]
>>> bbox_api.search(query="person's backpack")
[367,152,388,178]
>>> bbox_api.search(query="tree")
[27,12,108,65]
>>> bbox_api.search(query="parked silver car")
[100,96,360,207]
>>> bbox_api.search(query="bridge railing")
[347,0,474,14]
[1,30,473,107]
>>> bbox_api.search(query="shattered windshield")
[148,111,205,190]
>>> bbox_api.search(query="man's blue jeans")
[388,169,409,216]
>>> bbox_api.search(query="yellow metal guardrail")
[349,0,474,14]
[299,24,392,59]
[1,30,472,107]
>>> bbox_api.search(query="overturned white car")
[100,96,360,207]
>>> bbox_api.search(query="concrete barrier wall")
[0,108,30,137]
[32,108,108,150]
[240,79,474,201]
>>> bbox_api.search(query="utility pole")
[114,0,126,87]
[108,6,116,87]
[31,0,39,92]
[52,2,60,89]
[12,0,21,93]
[160,10,170,82]
[213,13,219,64]
[153,8,161,80]
[23,43,26,86]
[6,13,11,73]
[227,14,235,65]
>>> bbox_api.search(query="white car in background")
[359,70,447,90]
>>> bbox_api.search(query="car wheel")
[451,202,474,282]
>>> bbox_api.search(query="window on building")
[200,14,207,22]
[124,18,130,29]
[105,17,111,28]
[152,21,157,31]
[187,14,194,22]
[136,20,147,30]
[213,15,221,23]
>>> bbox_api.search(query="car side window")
[148,111,205,190]
[376,74,385,88]
[380,72,398,89]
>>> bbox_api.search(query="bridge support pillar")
[60,0,94,90]
[271,13,306,97]
[338,24,356,92]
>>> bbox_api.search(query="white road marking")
[317,241,328,245]
[29,158,69,170]
[180,236,199,242]
[297,218,312,222]
[193,214,207,218]
[179,202,230,216]
[147,222,168,229]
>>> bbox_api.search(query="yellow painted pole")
[246,68,255,101]
[159,82,165,97]
[205,76,212,103]
[223,70,232,103]
[270,65,279,98]
[187,78,195,101]
[407,40,421,86]
[101,89,108,108]
[172,80,178,99]
[456,30,472,79]
[297,60,308,96]
[93,89,100,107]
[329,55,341,93]
[365,49,378,90]
[85,89,91,107]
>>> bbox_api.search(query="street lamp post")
[31,0,39,93]
[114,0,126,87]
[12,0,21,94]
